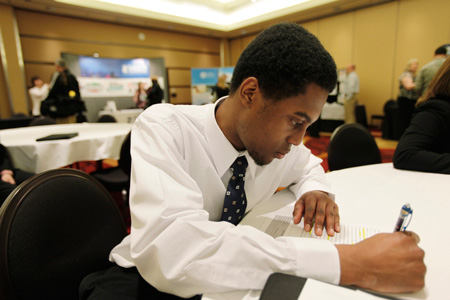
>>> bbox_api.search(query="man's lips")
[276,150,290,159]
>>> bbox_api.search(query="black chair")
[327,123,381,171]
[0,168,127,300]
[91,132,131,205]
[29,116,57,126]
[97,114,117,123]
[0,116,34,129]
[355,104,368,128]
[382,99,402,140]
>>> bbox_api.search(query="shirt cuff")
[279,237,340,285]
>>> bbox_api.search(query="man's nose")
[287,128,306,146]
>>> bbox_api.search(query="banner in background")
[78,56,151,98]
[79,56,150,78]
[191,67,234,105]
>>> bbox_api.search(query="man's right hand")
[336,232,426,293]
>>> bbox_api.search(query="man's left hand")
[292,191,340,236]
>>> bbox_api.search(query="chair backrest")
[328,123,381,171]
[382,99,402,140]
[355,104,368,127]
[0,169,127,300]
[118,132,132,177]
[97,114,117,123]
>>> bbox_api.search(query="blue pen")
[394,203,413,232]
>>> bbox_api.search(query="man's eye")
[291,119,304,127]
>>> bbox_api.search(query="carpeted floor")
[303,132,396,172]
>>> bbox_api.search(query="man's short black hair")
[435,46,448,56]
[229,22,337,101]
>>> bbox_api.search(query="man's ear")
[239,77,258,108]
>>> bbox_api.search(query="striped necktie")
[221,156,248,225]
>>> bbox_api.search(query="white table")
[204,163,450,300]
[98,109,143,123]
[0,123,133,173]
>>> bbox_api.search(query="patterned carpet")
[303,133,395,172]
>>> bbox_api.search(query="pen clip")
[401,209,413,231]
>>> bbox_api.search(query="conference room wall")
[0,51,9,118]
[229,0,450,123]
[14,9,221,110]
[0,5,29,118]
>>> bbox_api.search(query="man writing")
[82,23,425,299]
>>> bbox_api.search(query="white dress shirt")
[28,83,49,116]
[110,100,340,297]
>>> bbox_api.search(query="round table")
[0,123,133,173]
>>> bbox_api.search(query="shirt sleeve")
[110,111,340,297]
[29,84,49,100]
[283,145,333,200]
[414,70,424,96]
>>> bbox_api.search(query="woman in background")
[28,76,49,116]
[211,74,229,102]
[393,57,450,174]
[397,58,419,134]
[133,82,148,109]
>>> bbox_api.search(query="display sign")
[77,56,151,97]
[191,67,234,105]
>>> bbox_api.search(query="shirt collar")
[205,98,257,179]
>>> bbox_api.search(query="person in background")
[147,76,164,107]
[28,76,49,117]
[42,59,84,124]
[397,58,419,134]
[394,56,450,174]
[0,144,34,206]
[80,23,425,299]
[415,45,448,97]
[133,82,148,109]
[342,63,359,124]
[211,74,230,102]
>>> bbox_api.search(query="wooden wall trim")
[19,33,220,56]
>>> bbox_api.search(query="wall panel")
[0,50,10,117]
[167,69,191,87]
[301,20,319,37]
[354,1,397,117]
[16,10,221,54]
[169,87,191,105]
[317,13,354,69]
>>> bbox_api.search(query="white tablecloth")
[0,123,133,173]
[321,102,345,120]
[204,163,450,300]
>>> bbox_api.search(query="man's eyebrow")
[294,112,312,123]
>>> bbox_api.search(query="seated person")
[81,23,425,299]
[394,56,450,174]
[0,144,35,206]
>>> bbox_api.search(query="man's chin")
[253,155,274,167]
